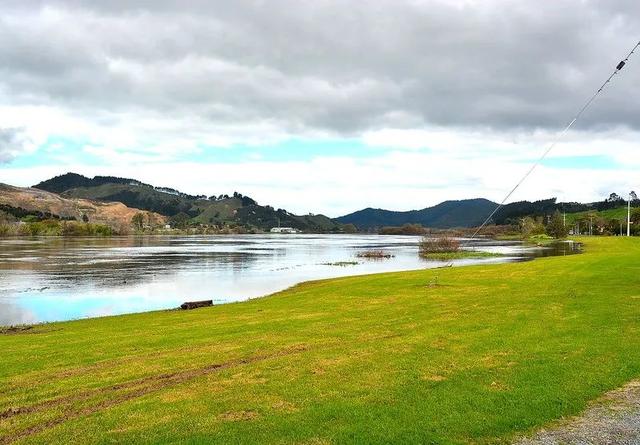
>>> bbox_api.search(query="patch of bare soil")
[514,380,640,445]
[217,410,259,422]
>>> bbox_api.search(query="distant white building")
[270,227,299,234]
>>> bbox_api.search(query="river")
[0,234,579,326]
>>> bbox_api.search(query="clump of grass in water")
[356,250,394,259]
[322,261,359,267]
[527,234,557,246]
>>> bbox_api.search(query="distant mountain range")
[335,198,498,229]
[33,173,340,232]
[336,195,633,230]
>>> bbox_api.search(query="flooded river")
[0,235,579,325]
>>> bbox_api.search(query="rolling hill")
[0,183,165,229]
[34,173,340,232]
[564,206,629,224]
[336,198,498,229]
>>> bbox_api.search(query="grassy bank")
[2,237,640,444]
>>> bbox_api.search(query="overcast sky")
[1,0,639,216]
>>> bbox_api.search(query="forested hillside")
[336,199,497,229]
[34,173,340,232]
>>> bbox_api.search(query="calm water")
[0,235,579,326]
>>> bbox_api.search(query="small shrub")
[356,250,394,259]
[61,221,113,236]
[419,236,460,256]
[19,222,42,236]
[91,224,113,236]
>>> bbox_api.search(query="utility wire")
[466,40,640,244]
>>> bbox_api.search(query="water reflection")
[0,301,37,326]
[0,235,579,325]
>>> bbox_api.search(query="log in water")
[180,300,213,310]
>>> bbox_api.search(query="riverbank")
[1,237,639,444]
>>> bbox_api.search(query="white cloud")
[3,143,636,217]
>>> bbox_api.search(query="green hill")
[61,183,200,217]
[565,206,629,224]
[34,173,341,233]
[491,196,638,225]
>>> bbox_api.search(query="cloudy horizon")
[1,0,639,217]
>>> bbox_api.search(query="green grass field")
[2,237,640,444]
[565,206,628,224]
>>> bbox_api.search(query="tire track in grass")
[0,344,309,444]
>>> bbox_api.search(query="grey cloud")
[1,0,640,136]
[0,128,31,163]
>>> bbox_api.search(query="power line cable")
[466,40,640,244]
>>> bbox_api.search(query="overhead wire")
[465,40,640,245]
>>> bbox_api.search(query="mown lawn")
[1,237,640,444]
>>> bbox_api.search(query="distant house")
[270,227,299,234]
